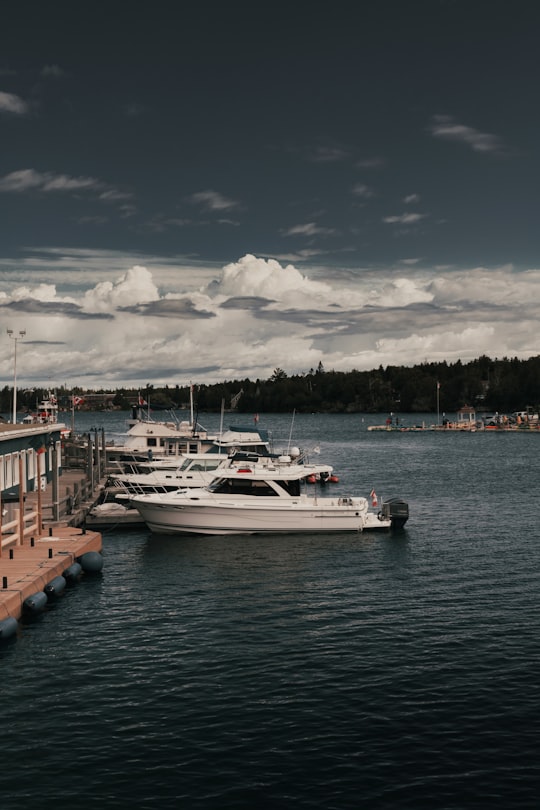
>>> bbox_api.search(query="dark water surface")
[1,412,539,808]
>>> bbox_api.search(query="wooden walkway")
[0,460,106,632]
[0,526,102,622]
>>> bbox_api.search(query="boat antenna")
[218,398,225,456]
[287,408,296,454]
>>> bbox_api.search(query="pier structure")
[0,525,102,624]
[0,425,107,637]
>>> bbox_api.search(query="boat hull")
[132,493,393,536]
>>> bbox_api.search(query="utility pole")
[7,328,26,424]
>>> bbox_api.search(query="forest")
[2,355,539,416]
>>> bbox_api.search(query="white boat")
[131,464,408,536]
[106,419,278,469]
[22,392,70,437]
[106,416,218,462]
[107,449,336,495]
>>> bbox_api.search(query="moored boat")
[131,464,408,536]
[107,447,336,496]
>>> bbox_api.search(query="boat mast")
[218,398,225,455]
[287,409,296,454]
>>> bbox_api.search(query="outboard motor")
[380,497,409,529]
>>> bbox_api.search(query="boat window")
[279,479,301,496]
[147,438,157,447]
[187,461,221,472]
[208,478,279,496]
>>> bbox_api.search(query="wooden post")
[87,434,94,493]
[52,441,59,521]
[18,454,25,545]
[94,429,100,485]
[36,451,43,536]
[102,428,106,476]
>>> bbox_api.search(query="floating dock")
[0,526,103,628]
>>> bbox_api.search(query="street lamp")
[7,328,26,424]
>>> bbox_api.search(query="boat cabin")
[207,474,302,497]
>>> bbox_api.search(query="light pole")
[7,328,26,424]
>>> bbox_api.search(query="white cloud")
[189,190,239,211]
[0,168,103,193]
[216,254,331,301]
[0,252,538,386]
[283,222,337,237]
[310,146,349,162]
[82,265,160,313]
[352,183,375,199]
[430,115,504,153]
[383,213,427,225]
[0,91,28,114]
[11,283,74,304]
[376,325,496,358]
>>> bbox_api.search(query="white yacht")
[131,464,408,536]
[107,449,335,496]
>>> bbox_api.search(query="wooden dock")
[0,459,105,636]
[0,525,102,623]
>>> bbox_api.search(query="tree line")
[2,354,539,416]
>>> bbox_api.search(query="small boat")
[131,464,408,536]
[85,486,145,528]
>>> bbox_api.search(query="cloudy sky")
[0,0,539,389]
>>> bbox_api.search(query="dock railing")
[0,507,41,553]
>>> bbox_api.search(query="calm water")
[1,411,539,809]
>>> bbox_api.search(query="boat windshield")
[180,458,222,472]
[207,477,301,497]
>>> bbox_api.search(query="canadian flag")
[370,489,378,507]
[73,395,84,406]
[138,393,147,406]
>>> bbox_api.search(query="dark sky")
[2,0,538,267]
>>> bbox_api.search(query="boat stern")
[380,497,409,530]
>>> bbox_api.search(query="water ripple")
[2,421,540,808]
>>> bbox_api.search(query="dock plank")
[0,527,102,621]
